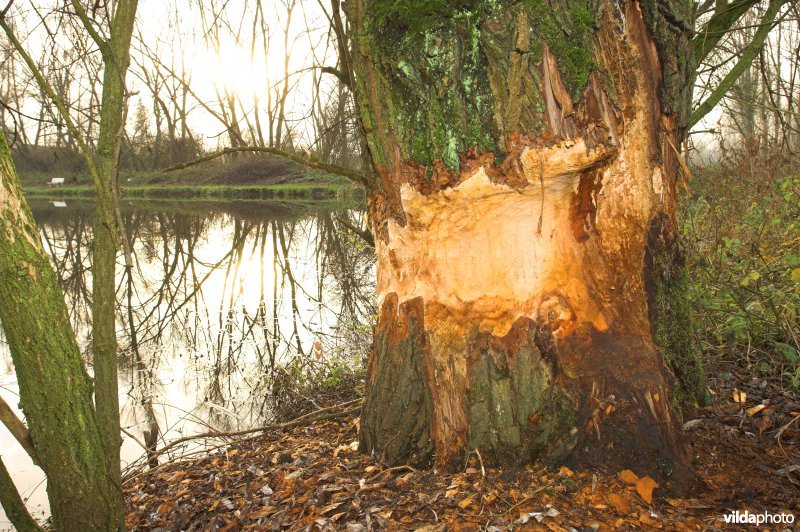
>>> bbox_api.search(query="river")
[0,197,375,527]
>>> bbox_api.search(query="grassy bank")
[23,175,363,206]
[25,181,361,199]
[18,152,364,204]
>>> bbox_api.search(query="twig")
[776,413,800,458]
[474,448,486,478]
[366,464,415,483]
[121,427,147,451]
[503,484,552,515]
[335,215,374,247]
[145,402,362,463]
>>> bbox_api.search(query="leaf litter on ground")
[123,395,799,531]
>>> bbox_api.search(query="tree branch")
[693,0,759,66]
[0,458,43,532]
[141,400,362,464]
[0,396,39,465]
[0,15,101,188]
[68,0,109,54]
[164,145,370,186]
[335,214,374,247]
[690,0,786,128]
[0,1,14,18]
[321,66,350,87]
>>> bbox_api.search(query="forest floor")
[123,366,800,531]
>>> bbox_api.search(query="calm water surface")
[0,197,375,526]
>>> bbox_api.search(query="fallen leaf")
[640,511,662,528]
[746,404,766,416]
[607,493,632,515]
[156,501,176,516]
[458,495,474,509]
[635,476,659,504]
[162,470,187,483]
[682,419,703,430]
[247,465,265,476]
[617,469,639,486]
[732,390,747,404]
[319,502,343,515]
[248,506,276,519]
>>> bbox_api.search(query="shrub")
[683,156,800,389]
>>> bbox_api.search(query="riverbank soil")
[123,384,799,530]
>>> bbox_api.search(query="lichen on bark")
[358,0,601,171]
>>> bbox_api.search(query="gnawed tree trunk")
[350,0,705,486]
[0,131,124,530]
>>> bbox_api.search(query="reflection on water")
[0,198,375,526]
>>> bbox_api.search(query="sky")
[1,1,797,159]
[4,0,339,150]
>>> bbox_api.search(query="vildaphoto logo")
[723,510,795,526]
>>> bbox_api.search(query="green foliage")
[683,171,800,389]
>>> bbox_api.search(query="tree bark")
[0,458,43,532]
[0,130,124,530]
[81,4,139,524]
[351,0,705,488]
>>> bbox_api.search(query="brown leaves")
[617,469,639,485]
[616,469,659,504]
[635,477,659,504]
[606,492,633,515]
[122,413,800,531]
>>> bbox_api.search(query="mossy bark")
[0,131,124,530]
[351,0,703,487]
[88,3,138,518]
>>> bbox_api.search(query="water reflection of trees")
[23,199,375,450]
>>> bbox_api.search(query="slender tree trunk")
[351,0,704,488]
[83,1,140,526]
[0,130,123,530]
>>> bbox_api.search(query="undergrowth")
[683,151,800,390]
[267,358,366,423]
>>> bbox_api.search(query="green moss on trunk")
[645,215,706,416]
[0,130,124,530]
[359,296,435,464]
[354,0,600,171]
